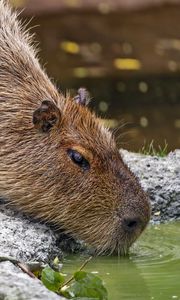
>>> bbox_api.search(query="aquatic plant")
[140,140,168,157]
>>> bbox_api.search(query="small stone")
[154,211,161,216]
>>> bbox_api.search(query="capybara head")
[0,1,151,255]
[30,93,151,255]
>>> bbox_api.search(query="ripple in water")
[64,222,180,300]
[131,222,180,266]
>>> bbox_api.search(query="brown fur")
[0,1,150,255]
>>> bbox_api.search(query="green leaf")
[41,266,65,292]
[61,271,108,300]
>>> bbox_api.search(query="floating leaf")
[62,271,108,300]
[41,266,65,292]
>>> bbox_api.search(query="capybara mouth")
[91,239,133,256]
[86,202,150,256]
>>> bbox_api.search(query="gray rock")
[0,203,63,262]
[0,261,64,300]
[120,149,180,223]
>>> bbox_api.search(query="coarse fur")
[0,1,151,255]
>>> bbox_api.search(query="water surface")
[63,222,180,300]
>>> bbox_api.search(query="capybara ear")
[33,100,61,133]
[74,87,91,106]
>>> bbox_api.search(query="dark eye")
[67,149,90,171]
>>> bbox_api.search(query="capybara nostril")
[122,217,142,233]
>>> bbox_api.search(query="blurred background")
[11,0,180,152]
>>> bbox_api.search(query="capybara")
[0,1,150,255]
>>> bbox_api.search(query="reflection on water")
[63,222,180,300]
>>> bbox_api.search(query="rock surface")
[0,261,64,300]
[0,150,179,300]
[121,149,180,223]
[0,202,63,262]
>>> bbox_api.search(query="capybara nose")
[122,217,142,234]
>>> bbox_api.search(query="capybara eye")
[67,149,90,171]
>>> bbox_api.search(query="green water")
[63,222,180,300]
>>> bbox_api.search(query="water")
[63,222,180,300]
